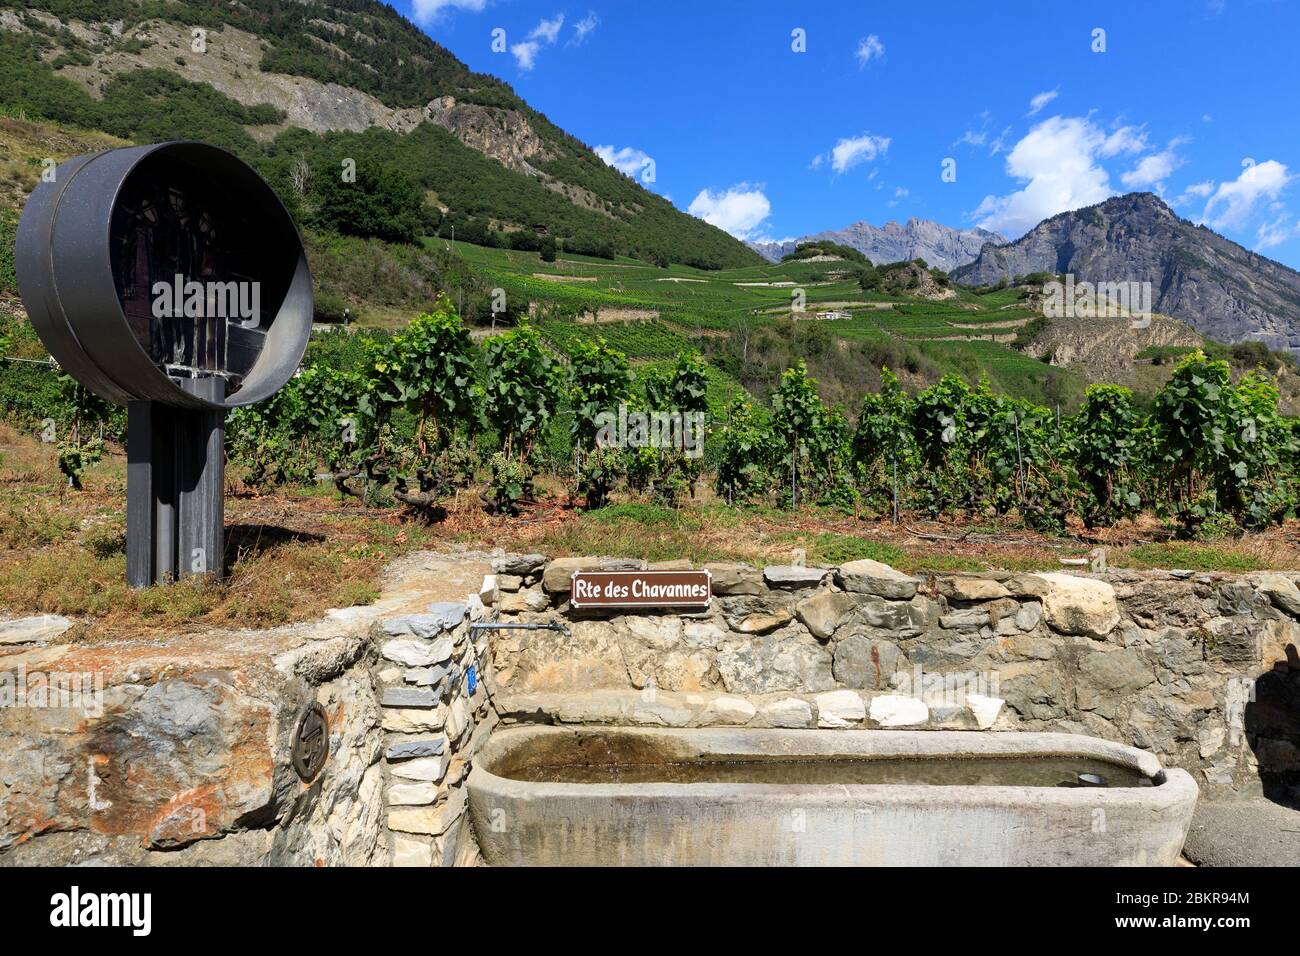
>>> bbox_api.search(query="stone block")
[836,560,919,600]
[815,689,866,727]
[764,565,830,589]
[757,697,814,728]
[795,590,860,640]
[1037,573,1121,638]
[868,694,929,727]
[385,737,447,760]
[382,686,438,709]
[704,563,765,595]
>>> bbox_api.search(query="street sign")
[569,570,712,610]
[16,141,312,586]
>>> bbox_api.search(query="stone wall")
[483,555,1300,797]
[5,547,1297,866]
[0,552,497,867]
[370,565,496,868]
[0,611,387,865]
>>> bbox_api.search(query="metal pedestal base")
[126,378,225,587]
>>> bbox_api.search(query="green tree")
[715,398,776,504]
[568,337,632,451]
[482,324,563,459]
[311,160,426,244]
[365,301,478,453]
[481,324,563,512]
[852,367,916,515]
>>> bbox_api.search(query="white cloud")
[1173,179,1216,207]
[511,13,565,70]
[568,11,599,45]
[820,132,891,174]
[1201,159,1294,230]
[888,187,909,207]
[955,110,994,149]
[531,13,564,43]
[855,34,885,67]
[595,145,653,178]
[1098,125,1149,158]
[1255,213,1300,250]
[687,184,772,240]
[972,116,1118,236]
[1026,90,1058,116]
[412,0,489,23]
[510,41,541,70]
[1121,139,1188,190]
[955,110,1012,156]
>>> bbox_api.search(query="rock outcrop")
[954,192,1300,352]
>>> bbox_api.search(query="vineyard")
[223,334,1300,541]
[5,276,1296,545]
[713,351,1298,539]
[433,240,1091,407]
[6,199,1300,545]
[539,319,688,361]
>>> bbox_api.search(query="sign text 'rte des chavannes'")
[569,570,711,611]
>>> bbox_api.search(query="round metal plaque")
[290,703,330,783]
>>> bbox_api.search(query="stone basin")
[468,726,1197,866]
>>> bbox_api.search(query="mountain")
[0,0,760,269]
[953,193,1300,351]
[749,218,1004,271]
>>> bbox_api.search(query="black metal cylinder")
[16,141,312,409]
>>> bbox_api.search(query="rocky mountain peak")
[748,218,1004,272]
[953,192,1300,351]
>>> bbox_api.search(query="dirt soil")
[3,429,1299,639]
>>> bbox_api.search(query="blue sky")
[398,0,1300,266]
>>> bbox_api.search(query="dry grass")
[0,428,436,637]
[2,427,1298,639]
[0,116,128,214]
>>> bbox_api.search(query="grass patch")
[526,506,750,564]
[772,531,906,567]
[1118,543,1268,572]
[584,502,684,527]
[0,535,388,631]
[0,437,415,635]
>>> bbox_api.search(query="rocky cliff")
[751,218,1004,272]
[954,193,1300,351]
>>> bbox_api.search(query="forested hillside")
[0,0,760,268]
